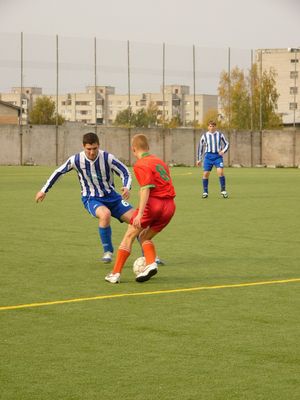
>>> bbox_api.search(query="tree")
[114,102,159,128]
[165,115,181,129]
[201,109,222,129]
[114,107,132,127]
[29,96,64,125]
[218,64,282,130]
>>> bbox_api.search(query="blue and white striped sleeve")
[111,156,132,190]
[197,134,205,161]
[220,133,229,153]
[40,156,75,193]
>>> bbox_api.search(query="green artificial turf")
[0,166,299,400]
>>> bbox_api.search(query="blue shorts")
[82,192,133,221]
[203,153,224,172]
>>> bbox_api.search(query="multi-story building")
[0,87,42,124]
[106,84,217,125]
[256,48,300,126]
[50,86,115,125]
[0,84,218,126]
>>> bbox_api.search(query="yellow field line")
[1,278,300,312]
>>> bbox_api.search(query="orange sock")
[142,240,156,265]
[112,246,130,274]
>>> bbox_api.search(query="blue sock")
[219,176,226,191]
[99,226,113,253]
[202,178,208,193]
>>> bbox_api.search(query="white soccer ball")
[133,256,146,276]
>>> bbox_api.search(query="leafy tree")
[114,107,132,127]
[131,109,151,128]
[166,115,181,129]
[29,96,64,125]
[249,64,282,129]
[114,102,159,128]
[218,64,282,130]
[201,109,222,129]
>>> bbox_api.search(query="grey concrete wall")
[0,123,299,167]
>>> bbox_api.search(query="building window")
[290,59,299,63]
[290,71,299,79]
[289,102,298,110]
[75,101,90,106]
[290,87,298,95]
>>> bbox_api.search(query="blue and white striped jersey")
[40,150,132,197]
[197,131,229,161]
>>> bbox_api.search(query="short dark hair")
[208,120,216,126]
[83,132,99,145]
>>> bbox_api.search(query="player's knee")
[96,208,111,224]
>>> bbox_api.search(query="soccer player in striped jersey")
[35,132,134,263]
[105,133,176,284]
[197,120,229,198]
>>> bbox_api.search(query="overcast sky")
[0,0,299,94]
[1,0,299,48]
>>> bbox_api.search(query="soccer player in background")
[197,120,230,198]
[105,133,176,284]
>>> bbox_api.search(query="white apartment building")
[0,85,218,126]
[106,84,217,125]
[51,86,115,125]
[256,48,300,125]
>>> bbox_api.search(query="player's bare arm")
[35,191,46,203]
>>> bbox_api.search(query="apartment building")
[256,48,300,125]
[50,86,115,125]
[0,84,217,126]
[106,85,217,125]
[0,87,42,124]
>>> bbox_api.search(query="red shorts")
[130,197,176,232]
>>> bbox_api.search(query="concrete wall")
[0,123,299,167]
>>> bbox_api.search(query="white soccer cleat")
[135,262,158,283]
[202,192,208,198]
[105,272,120,284]
[221,191,228,198]
[102,251,113,263]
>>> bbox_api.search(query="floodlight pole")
[19,32,24,165]
[127,40,132,165]
[55,35,59,165]
[162,42,166,126]
[250,49,254,167]
[293,50,298,128]
[94,37,97,134]
[193,44,197,165]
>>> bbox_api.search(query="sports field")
[1,166,300,400]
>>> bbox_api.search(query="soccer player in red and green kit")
[105,133,176,283]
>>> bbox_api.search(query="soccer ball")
[133,256,146,276]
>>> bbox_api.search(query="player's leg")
[82,196,114,262]
[95,205,114,262]
[202,170,210,198]
[202,155,212,198]
[135,198,175,282]
[216,157,228,198]
[105,224,142,283]
[120,208,165,265]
